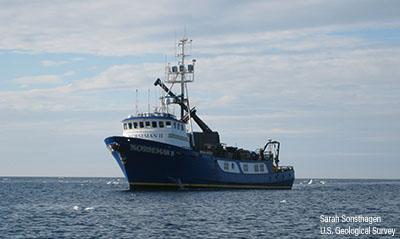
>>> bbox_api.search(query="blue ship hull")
[105,136,295,190]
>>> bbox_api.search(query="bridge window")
[231,163,235,169]
[133,122,138,129]
[145,121,151,128]
[254,164,259,172]
[159,121,164,128]
[166,121,172,128]
[173,122,176,128]
[152,121,157,128]
[128,122,132,129]
[123,123,127,130]
[139,122,144,128]
[260,164,264,172]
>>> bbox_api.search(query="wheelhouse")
[121,112,190,148]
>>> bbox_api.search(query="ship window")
[159,121,164,128]
[243,164,248,172]
[231,163,235,169]
[123,123,127,130]
[224,162,229,171]
[166,121,172,128]
[152,121,157,128]
[133,122,138,129]
[260,164,264,172]
[128,122,132,129]
[254,164,259,172]
[180,124,184,131]
[139,122,144,128]
[173,122,176,128]
[145,121,151,128]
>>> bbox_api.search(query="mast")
[165,36,195,115]
[164,34,196,141]
[175,36,192,118]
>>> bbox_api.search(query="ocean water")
[0,178,399,239]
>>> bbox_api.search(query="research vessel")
[105,36,295,190]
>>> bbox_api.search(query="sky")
[0,0,399,179]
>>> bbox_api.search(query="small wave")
[280,199,287,203]
[320,180,326,185]
[308,179,313,185]
[106,180,120,185]
[73,205,95,211]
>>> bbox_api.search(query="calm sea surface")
[0,177,399,239]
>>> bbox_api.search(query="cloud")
[1,62,165,111]
[0,0,399,55]
[77,63,164,91]
[63,71,75,77]
[11,70,77,88]
[192,46,400,114]
[41,60,68,67]
[12,75,63,88]
[70,57,85,61]
[3,40,399,118]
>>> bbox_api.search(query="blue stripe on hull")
[105,136,295,190]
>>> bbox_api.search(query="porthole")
[224,162,229,170]
[243,164,248,172]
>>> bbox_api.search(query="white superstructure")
[122,112,190,148]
